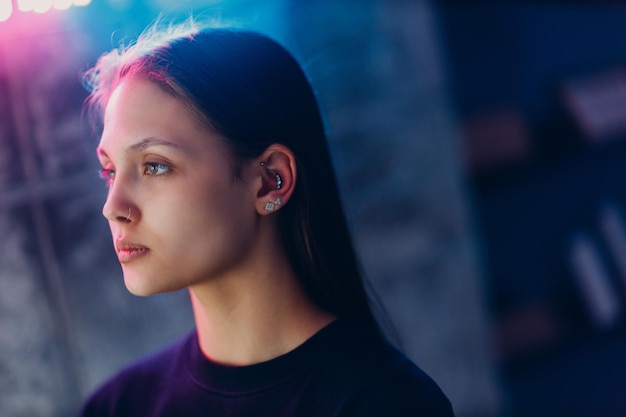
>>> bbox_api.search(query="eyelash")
[98,162,172,186]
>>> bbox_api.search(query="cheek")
[159,198,256,281]
[159,181,253,247]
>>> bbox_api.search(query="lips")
[115,239,150,263]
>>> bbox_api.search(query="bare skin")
[98,76,335,366]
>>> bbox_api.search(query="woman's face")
[97,77,259,295]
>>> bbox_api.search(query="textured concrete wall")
[0,2,498,416]
[0,16,195,417]
[285,2,499,415]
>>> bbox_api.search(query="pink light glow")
[1,2,58,41]
[0,0,12,22]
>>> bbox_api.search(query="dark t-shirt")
[80,319,454,416]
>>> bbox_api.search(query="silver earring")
[265,202,275,211]
[126,207,132,221]
[274,198,282,205]
[260,161,266,166]
[275,173,282,190]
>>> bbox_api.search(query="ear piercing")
[264,198,282,212]
[260,161,283,190]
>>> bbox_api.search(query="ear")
[255,144,296,215]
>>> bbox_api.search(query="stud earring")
[274,198,282,206]
[260,161,266,166]
[265,202,275,211]
[275,173,282,190]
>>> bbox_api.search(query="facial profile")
[98,76,261,296]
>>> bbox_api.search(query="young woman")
[80,21,454,417]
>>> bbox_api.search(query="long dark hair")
[84,22,384,337]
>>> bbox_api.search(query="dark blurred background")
[2,1,626,416]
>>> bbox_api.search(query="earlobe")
[256,145,296,215]
[264,198,282,212]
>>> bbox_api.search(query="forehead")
[100,77,216,153]
[104,77,184,126]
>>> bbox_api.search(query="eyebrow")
[97,137,183,158]
[126,137,183,154]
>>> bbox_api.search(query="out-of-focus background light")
[17,0,33,12]
[52,0,74,11]
[0,0,12,22]
[0,0,89,20]
[32,0,53,13]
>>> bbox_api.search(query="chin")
[123,271,160,296]
[123,270,184,296]
[124,281,156,297]
[125,285,155,297]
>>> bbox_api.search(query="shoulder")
[343,354,454,416]
[321,321,455,416]
[79,332,194,417]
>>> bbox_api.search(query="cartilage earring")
[265,202,275,211]
[126,207,132,221]
[275,173,282,190]
[274,198,282,206]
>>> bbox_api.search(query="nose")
[102,178,137,224]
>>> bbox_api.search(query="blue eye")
[145,162,171,176]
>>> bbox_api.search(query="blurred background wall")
[3,1,626,416]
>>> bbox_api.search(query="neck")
[188,260,335,366]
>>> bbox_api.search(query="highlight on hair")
[83,18,202,118]
[82,19,387,338]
